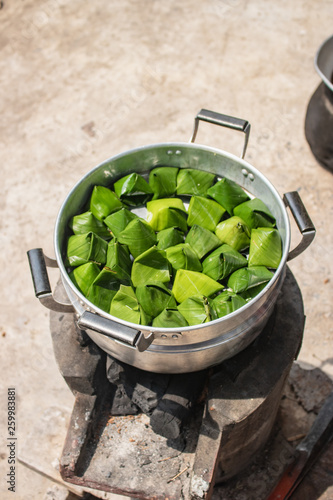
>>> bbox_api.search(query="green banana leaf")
[156,227,185,250]
[184,225,221,259]
[87,268,122,313]
[227,265,274,293]
[207,178,250,215]
[154,207,188,233]
[70,211,111,239]
[104,208,139,237]
[131,246,171,287]
[90,185,123,221]
[117,218,157,258]
[67,234,93,267]
[176,168,216,196]
[146,198,187,232]
[69,262,101,296]
[113,173,153,207]
[215,215,251,252]
[202,244,248,281]
[136,282,177,318]
[178,295,218,326]
[215,216,251,252]
[86,284,117,314]
[106,240,132,284]
[240,282,267,302]
[110,285,151,325]
[248,227,282,269]
[149,166,179,199]
[187,196,225,232]
[212,290,247,318]
[233,198,276,229]
[166,243,202,273]
[172,269,223,303]
[67,232,108,267]
[139,308,152,326]
[152,308,189,328]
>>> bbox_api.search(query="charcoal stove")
[48,267,304,500]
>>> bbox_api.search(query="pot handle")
[190,108,251,159]
[27,248,154,352]
[77,311,155,352]
[283,192,316,261]
[27,248,75,313]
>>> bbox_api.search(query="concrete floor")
[0,0,332,499]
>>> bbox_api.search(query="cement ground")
[0,1,332,499]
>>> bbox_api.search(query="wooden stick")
[167,466,189,483]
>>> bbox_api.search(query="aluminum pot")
[28,110,315,373]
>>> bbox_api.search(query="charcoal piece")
[128,370,171,414]
[110,385,138,416]
[107,358,138,415]
[150,370,207,439]
[106,356,126,385]
[106,356,170,415]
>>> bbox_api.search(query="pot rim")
[54,141,290,333]
[315,34,333,92]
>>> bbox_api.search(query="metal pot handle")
[27,248,154,352]
[190,108,251,159]
[77,311,155,352]
[27,248,75,313]
[283,192,316,261]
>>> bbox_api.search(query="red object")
[266,391,333,500]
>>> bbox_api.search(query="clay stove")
[50,268,304,500]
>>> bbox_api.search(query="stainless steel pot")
[305,34,333,172]
[28,110,315,373]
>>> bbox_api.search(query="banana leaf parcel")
[202,243,248,281]
[113,173,153,207]
[248,227,282,269]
